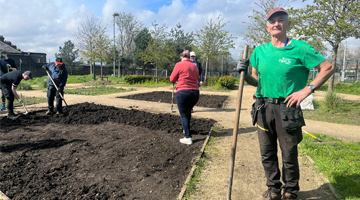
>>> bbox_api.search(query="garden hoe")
[171,82,175,112]
[227,44,249,200]
[20,99,29,115]
[45,70,68,107]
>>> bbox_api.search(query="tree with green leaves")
[290,0,360,90]
[134,28,152,75]
[140,21,168,83]
[55,40,79,75]
[94,22,111,80]
[195,14,236,82]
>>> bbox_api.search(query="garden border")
[177,127,214,200]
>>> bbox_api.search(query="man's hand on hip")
[284,87,312,108]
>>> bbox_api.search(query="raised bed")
[117,91,228,108]
[0,102,216,200]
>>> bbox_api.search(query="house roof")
[0,40,22,54]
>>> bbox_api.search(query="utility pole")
[221,54,223,76]
[341,41,347,83]
[113,13,119,77]
[356,60,359,81]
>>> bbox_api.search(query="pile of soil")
[117,91,228,108]
[0,102,216,200]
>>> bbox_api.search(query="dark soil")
[117,91,228,108]
[0,102,216,200]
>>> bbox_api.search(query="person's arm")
[59,65,68,89]
[284,60,335,107]
[198,62,204,85]
[170,64,179,83]
[9,59,17,71]
[11,85,20,100]
[244,67,258,87]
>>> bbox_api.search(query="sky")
[0,0,359,62]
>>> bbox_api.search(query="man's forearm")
[12,86,19,100]
[244,74,258,87]
[310,61,335,89]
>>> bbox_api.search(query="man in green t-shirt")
[237,7,334,200]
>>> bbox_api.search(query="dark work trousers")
[0,81,15,114]
[1,89,5,105]
[175,90,199,138]
[47,86,63,112]
[256,99,303,198]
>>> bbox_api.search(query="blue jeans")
[175,90,199,138]
[47,86,64,112]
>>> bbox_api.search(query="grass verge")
[14,94,47,107]
[182,127,220,199]
[300,133,360,200]
[303,99,360,126]
[317,81,360,95]
[64,85,136,95]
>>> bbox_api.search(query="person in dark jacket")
[0,70,33,119]
[189,51,204,85]
[1,50,17,110]
[42,58,68,115]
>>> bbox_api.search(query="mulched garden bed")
[117,91,228,108]
[0,102,216,200]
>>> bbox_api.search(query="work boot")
[7,113,18,120]
[56,111,63,115]
[282,193,297,200]
[0,105,5,110]
[256,187,281,200]
[179,137,193,145]
[45,110,53,115]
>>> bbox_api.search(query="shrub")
[156,76,171,83]
[17,82,33,90]
[124,75,153,84]
[39,79,48,88]
[205,77,220,86]
[218,76,236,89]
[325,91,341,110]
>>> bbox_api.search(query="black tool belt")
[260,97,285,104]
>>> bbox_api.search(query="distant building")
[0,35,47,77]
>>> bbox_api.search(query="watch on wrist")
[307,85,315,93]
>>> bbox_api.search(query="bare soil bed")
[117,91,228,108]
[0,102,216,200]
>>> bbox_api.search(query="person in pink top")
[170,50,199,145]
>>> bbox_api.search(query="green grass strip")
[64,85,136,95]
[300,134,360,200]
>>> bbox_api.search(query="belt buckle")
[275,99,278,104]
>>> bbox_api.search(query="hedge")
[218,76,236,89]
[124,75,171,84]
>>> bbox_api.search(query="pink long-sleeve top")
[169,60,199,92]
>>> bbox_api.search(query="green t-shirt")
[250,39,326,99]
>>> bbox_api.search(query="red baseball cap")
[267,7,288,20]
[55,57,63,65]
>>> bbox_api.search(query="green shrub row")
[206,76,236,89]
[124,75,171,84]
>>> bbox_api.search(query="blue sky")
[0,0,359,62]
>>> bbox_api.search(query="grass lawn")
[303,100,360,126]
[64,85,136,95]
[317,82,360,95]
[14,94,47,107]
[300,133,360,200]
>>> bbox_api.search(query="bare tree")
[94,22,111,80]
[73,14,99,74]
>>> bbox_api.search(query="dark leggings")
[175,90,199,138]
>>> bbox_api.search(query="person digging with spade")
[237,7,334,200]
[0,70,33,120]
[42,57,68,115]
[1,50,17,111]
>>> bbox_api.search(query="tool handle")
[46,70,67,106]
[227,44,249,200]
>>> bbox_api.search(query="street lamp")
[113,12,119,76]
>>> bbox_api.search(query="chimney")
[17,48,22,51]
[11,44,17,49]
[0,35,4,42]
[4,40,11,46]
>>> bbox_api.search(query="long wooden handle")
[227,44,249,200]
[46,70,68,106]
